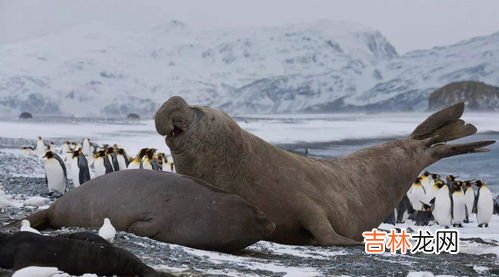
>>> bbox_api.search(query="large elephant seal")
[0,231,171,276]
[155,97,495,245]
[4,170,275,253]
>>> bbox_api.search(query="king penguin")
[42,151,67,195]
[70,149,91,188]
[420,171,432,191]
[451,181,466,227]
[82,137,91,156]
[116,148,129,171]
[142,148,157,170]
[408,177,427,211]
[93,150,113,177]
[432,180,452,228]
[35,137,46,158]
[463,180,475,223]
[127,148,148,169]
[106,147,119,171]
[475,180,494,227]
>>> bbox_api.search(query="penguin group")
[24,137,175,197]
[385,171,495,228]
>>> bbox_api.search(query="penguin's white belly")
[82,140,90,156]
[127,160,140,169]
[94,158,106,177]
[409,186,426,210]
[421,177,431,191]
[36,141,45,157]
[433,189,452,226]
[477,188,494,224]
[426,185,439,203]
[45,160,65,194]
[464,189,475,215]
[117,155,127,171]
[65,152,73,162]
[142,161,152,170]
[452,193,466,224]
[71,158,80,187]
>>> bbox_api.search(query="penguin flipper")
[54,153,67,177]
[474,189,480,214]
[450,194,454,220]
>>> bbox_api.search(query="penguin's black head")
[446,175,455,182]
[475,180,484,187]
[138,148,148,157]
[415,177,422,184]
[453,181,462,190]
[106,147,114,154]
[423,171,430,177]
[436,180,445,188]
[38,136,42,140]
[43,151,54,159]
[464,180,473,187]
[96,150,106,157]
[72,150,80,158]
[431,174,439,180]
[117,148,126,155]
[421,202,432,212]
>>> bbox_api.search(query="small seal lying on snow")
[3,170,275,253]
[155,97,494,246]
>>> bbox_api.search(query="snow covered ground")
[1,113,498,276]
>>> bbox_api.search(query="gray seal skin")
[0,232,171,276]
[155,97,495,246]
[8,170,275,253]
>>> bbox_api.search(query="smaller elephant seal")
[0,232,171,276]
[4,170,275,253]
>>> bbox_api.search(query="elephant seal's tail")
[0,208,52,231]
[411,102,495,158]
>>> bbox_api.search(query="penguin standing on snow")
[432,180,452,228]
[127,148,148,169]
[82,138,91,156]
[142,149,159,170]
[463,180,475,223]
[70,150,91,188]
[116,148,129,171]
[93,150,113,177]
[61,141,70,161]
[475,180,494,227]
[106,147,119,171]
[42,151,67,195]
[35,137,46,158]
[407,177,427,211]
[420,171,432,191]
[427,174,441,204]
[451,181,466,227]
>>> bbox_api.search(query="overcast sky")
[1,0,499,53]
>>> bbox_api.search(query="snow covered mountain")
[0,20,498,117]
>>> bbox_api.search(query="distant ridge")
[0,20,499,116]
